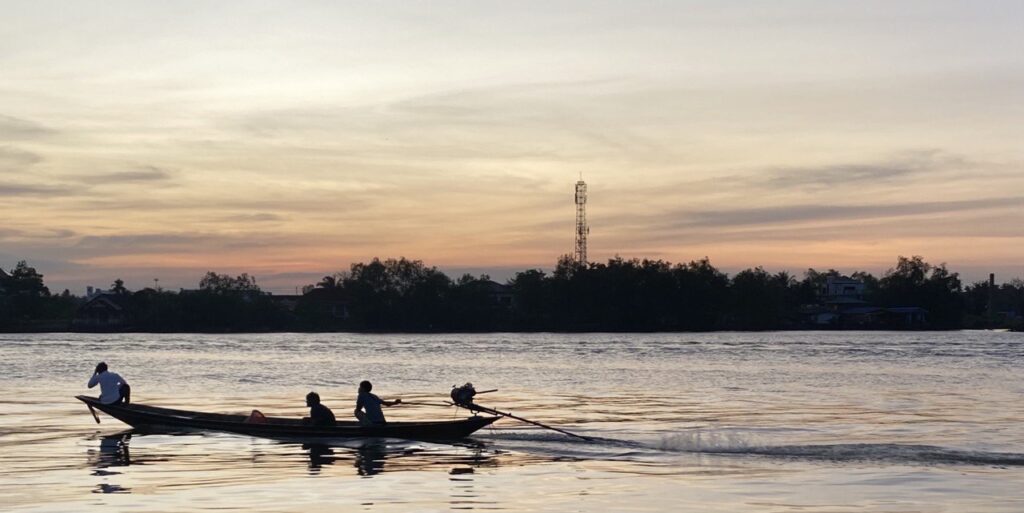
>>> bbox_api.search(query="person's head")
[359,380,372,393]
[306,391,320,407]
[95,362,108,374]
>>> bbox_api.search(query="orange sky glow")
[2,2,1022,293]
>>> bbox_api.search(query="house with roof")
[821,275,869,312]
[73,293,133,330]
[297,287,351,320]
[804,275,928,329]
[481,280,514,308]
[822,275,866,299]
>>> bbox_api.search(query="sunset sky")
[2,1,1022,293]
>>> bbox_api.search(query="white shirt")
[87,371,126,404]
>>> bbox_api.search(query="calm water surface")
[1,331,1022,512]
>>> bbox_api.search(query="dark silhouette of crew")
[354,380,400,425]
[304,391,336,427]
[87,362,130,404]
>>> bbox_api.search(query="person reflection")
[89,432,132,494]
[90,432,132,470]
[355,440,387,477]
[303,443,335,472]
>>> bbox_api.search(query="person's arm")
[87,373,100,388]
[354,395,364,416]
[383,398,402,407]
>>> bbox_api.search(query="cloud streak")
[0,146,43,170]
[666,196,1023,229]
[0,115,55,140]
[761,151,969,189]
[0,183,78,197]
[80,166,174,184]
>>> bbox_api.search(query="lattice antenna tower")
[574,175,589,265]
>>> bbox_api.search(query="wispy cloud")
[0,183,78,197]
[0,146,43,173]
[0,115,55,140]
[221,213,285,222]
[0,227,75,240]
[668,196,1023,229]
[761,150,968,189]
[80,165,174,184]
[71,232,310,256]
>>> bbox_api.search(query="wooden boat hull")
[76,395,498,440]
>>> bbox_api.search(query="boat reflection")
[302,440,387,475]
[86,429,514,481]
[298,439,499,477]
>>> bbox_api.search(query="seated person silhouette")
[353,380,400,426]
[303,391,336,427]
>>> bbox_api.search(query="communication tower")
[574,176,589,264]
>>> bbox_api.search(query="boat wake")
[480,429,1024,467]
[657,436,1024,466]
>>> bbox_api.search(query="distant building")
[802,275,928,329]
[73,293,132,330]
[883,307,928,328]
[85,286,114,299]
[268,294,302,313]
[298,287,351,320]
[839,306,885,327]
[819,276,868,313]
[482,280,514,307]
[822,276,866,299]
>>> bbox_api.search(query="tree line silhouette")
[1,256,1021,332]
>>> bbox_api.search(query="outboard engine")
[450,383,477,407]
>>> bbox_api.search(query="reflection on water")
[88,432,132,494]
[302,440,394,476]
[304,443,335,471]
[88,429,512,482]
[90,432,132,469]
[297,438,507,477]
[354,441,386,476]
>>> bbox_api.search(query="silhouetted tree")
[876,256,963,328]
[963,278,1024,329]
[509,269,550,329]
[0,255,988,333]
[728,267,791,330]
[111,279,128,295]
[342,258,454,330]
[8,261,49,297]
[199,272,260,294]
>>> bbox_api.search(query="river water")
[0,331,1022,512]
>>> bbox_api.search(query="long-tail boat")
[76,395,498,440]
